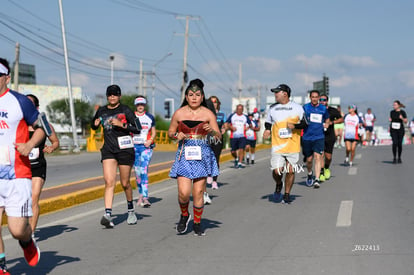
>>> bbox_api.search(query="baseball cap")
[348,104,357,110]
[134,97,147,105]
[270,84,291,97]
[106,84,121,96]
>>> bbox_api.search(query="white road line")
[348,167,358,175]
[336,200,353,227]
[4,156,270,241]
[355,154,362,159]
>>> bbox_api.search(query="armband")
[38,112,52,136]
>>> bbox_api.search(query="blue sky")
[2,0,414,124]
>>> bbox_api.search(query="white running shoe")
[203,192,212,205]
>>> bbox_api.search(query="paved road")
[4,145,414,274]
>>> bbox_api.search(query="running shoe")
[100,214,114,228]
[313,179,320,189]
[246,158,250,165]
[319,174,326,182]
[237,163,245,169]
[282,193,291,204]
[349,162,353,167]
[251,160,255,165]
[398,158,402,164]
[19,237,40,267]
[127,211,138,225]
[234,159,238,168]
[203,192,212,205]
[306,173,314,187]
[137,196,144,207]
[211,181,219,190]
[193,223,205,236]
[324,168,331,180]
[0,267,10,275]
[273,192,283,203]
[176,214,191,234]
[344,157,349,165]
[142,198,151,208]
[392,158,397,164]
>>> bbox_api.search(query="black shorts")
[246,139,257,148]
[31,163,47,180]
[101,148,135,166]
[324,136,336,154]
[365,126,373,132]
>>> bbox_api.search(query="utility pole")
[109,55,114,85]
[176,15,199,102]
[58,0,79,152]
[13,42,20,90]
[238,63,243,100]
[139,59,143,95]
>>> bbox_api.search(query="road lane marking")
[348,167,357,175]
[355,154,362,159]
[336,200,353,227]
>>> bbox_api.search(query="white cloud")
[294,54,378,73]
[71,73,90,87]
[398,71,414,88]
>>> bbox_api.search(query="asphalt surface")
[3,144,414,274]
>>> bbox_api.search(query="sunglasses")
[136,103,146,106]
[319,98,328,102]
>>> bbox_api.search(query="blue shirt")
[302,103,329,141]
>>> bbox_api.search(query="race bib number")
[118,136,134,149]
[391,122,401,130]
[0,146,11,165]
[185,146,202,160]
[29,148,40,160]
[310,113,322,123]
[278,128,292,139]
[133,135,146,144]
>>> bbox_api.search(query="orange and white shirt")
[266,101,304,154]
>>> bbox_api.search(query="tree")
[46,98,94,135]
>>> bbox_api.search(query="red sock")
[193,205,204,224]
[179,201,189,216]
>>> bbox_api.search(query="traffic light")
[164,100,171,119]
[323,76,329,95]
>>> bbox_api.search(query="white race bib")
[133,135,146,144]
[310,113,323,123]
[0,146,11,165]
[29,148,40,160]
[278,128,292,139]
[185,146,202,160]
[118,136,134,149]
[391,122,401,130]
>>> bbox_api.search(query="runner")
[343,104,363,167]
[224,104,252,168]
[91,84,141,228]
[26,94,60,237]
[389,100,408,163]
[0,57,42,273]
[207,95,226,190]
[364,108,376,146]
[245,113,260,165]
[302,90,330,188]
[409,117,414,144]
[168,79,220,236]
[318,94,343,181]
[132,95,156,208]
[334,105,345,148]
[263,84,306,204]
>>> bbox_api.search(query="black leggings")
[390,130,404,159]
[210,138,224,181]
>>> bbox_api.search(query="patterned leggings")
[133,145,153,198]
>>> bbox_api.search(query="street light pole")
[151,52,172,114]
[109,55,114,84]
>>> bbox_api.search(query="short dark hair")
[309,90,320,96]
[26,94,40,107]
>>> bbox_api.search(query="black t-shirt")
[389,109,407,132]
[29,129,47,168]
[325,106,342,138]
[91,104,139,153]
